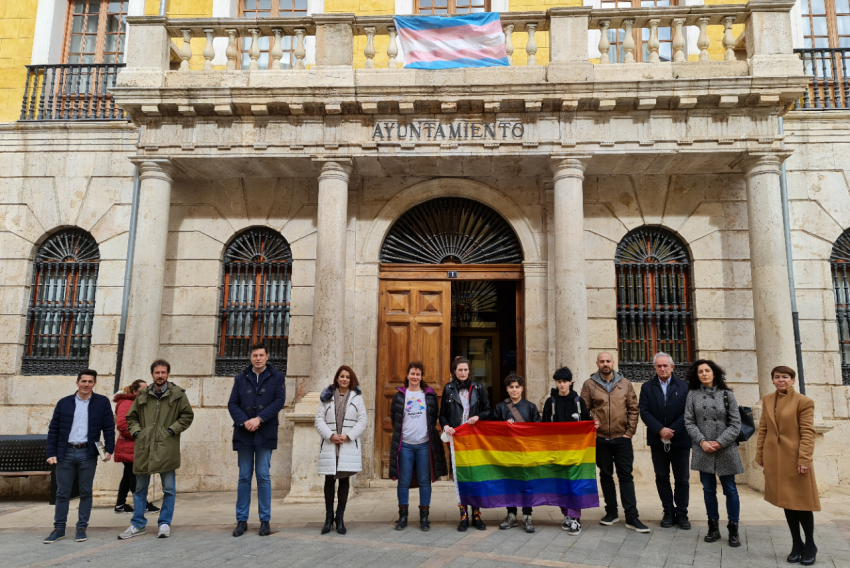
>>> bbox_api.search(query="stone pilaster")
[550,156,591,382]
[742,153,797,397]
[123,159,173,383]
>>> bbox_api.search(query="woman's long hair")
[123,379,147,395]
[451,356,471,383]
[333,365,359,390]
[685,359,733,391]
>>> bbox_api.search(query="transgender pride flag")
[394,12,510,70]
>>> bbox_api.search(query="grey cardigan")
[684,386,744,476]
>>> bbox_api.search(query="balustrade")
[794,48,850,110]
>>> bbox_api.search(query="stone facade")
[1,2,849,503]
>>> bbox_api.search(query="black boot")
[321,510,335,535]
[335,507,346,535]
[471,508,486,531]
[396,506,409,531]
[705,520,721,543]
[259,521,270,536]
[727,522,741,548]
[457,506,469,532]
[802,543,817,566]
[788,541,804,563]
[419,506,430,532]
[232,521,247,537]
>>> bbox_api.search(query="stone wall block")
[164,260,221,287]
[0,344,21,375]
[631,174,670,225]
[166,231,226,260]
[693,289,754,320]
[795,289,833,321]
[785,144,835,171]
[583,231,617,261]
[791,201,843,242]
[597,176,644,231]
[159,315,217,346]
[169,204,235,244]
[89,345,117,375]
[90,204,130,244]
[584,259,616,289]
[832,386,849,418]
[586,288,615,319]
[697,350,758,384]
[90,314,120,346]
[98,233,129,261]
[291,259,316,287]
[1,204,46,245]
[288,315,313,345]
[663,176,705,232]
[583,203,628,245]
[802,171,850,232]
[0,232,34,260]
[158,346,215,377]
[678,201,724,244]
[22,178,59,231]
[689,231,751,261]
[798,320,830,352]
[95,260,126,287]
[202,376,235,407]
[791,231,833,261]
[692,260,752,289]
[289,232,318,261]
[588,318,617,349]
[76,177,131,233]
[0,259,31,286]
[793,260,831,290]
[161,287,220,317]
[705,175,746,202]
[801,350,842,387]
[281,215,319,250]
[0,286,27,315]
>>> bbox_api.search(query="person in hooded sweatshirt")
[492,373,541,533]
[542,366,591,536]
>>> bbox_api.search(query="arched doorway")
[376,197,524,478]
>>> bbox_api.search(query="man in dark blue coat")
[44,369,115,544]
[228,342,286,537]
[638,352,691,530]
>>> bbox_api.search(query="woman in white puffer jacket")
[314,365,367,536]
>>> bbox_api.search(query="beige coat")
[755,387,820,511]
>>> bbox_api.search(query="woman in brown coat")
[756,366,820,566]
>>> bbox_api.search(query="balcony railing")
[19,63,128,121]
[794,48,850,110]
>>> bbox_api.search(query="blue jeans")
[53,446,97,531]
[397,442,432,507]
[699,471,740,523]
[132,470,176,529]
[236,447,273,522]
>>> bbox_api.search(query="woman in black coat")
[439,356,492,531]
[389,362,447,532]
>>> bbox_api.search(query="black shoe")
[660,511,674,528]
[146,502,160,513]
[233,521,247,537]
[44,529,65,544]
[419,506,430,532]
[600,511,619,526]
[335,508,346,535]
[396,506,409,531]
[322,511,335,535]
[705,519,721,543]
[259,521,270,536]
[114,504,133,514]
[471,509,486,531]
[74,530,87,542]
[626,517,651,533]
[801,543,817,566]
[458,506,469,532]
[787,541,804,563]
[675,514,692,530]
[727,523,741,548]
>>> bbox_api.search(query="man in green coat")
[118,359,194,540]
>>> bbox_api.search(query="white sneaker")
[118,525,145,539]
[157,524,170,538]
[561,515,573,531]
[568,519,582,536]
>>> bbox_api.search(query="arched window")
[829,229,850,385]
[216,228,292,377]
[22,229,100,375]
[615,227,695,382]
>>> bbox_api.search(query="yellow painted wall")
[146,0,213,17]
[0,0,38,123]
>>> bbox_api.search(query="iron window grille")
[22,230,100,376]
[829,229,850,385]
[615,227,695,383]
[380,197,523,264]
[216,228,292,377]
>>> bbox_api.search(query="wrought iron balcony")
[19,63,128,121]
[794,48,850,110]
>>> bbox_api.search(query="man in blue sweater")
[44,369,115,544]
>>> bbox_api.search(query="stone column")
[743,153,797,396]
[550,156,590,382]
[123,159,173,383]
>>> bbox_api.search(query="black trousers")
[596,437,638,518]
[650,445,690,517]
[116,462,136,507]
[507,507,533,515]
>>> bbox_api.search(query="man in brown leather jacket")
[581,352,649,533]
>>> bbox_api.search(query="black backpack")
[724,391,755,445]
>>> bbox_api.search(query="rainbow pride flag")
[451,421,599,510]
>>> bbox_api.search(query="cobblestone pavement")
[1,484,849,568]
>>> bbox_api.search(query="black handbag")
[724,391,755,444]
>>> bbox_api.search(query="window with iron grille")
[239,0,309,70]
[22,229,100,376]
[216,228,292,377]
[829,229,850,385]
[615,227,695,382]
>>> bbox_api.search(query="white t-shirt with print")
[402,389,429,445]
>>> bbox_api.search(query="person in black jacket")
[542,366,591,536]
[440,356,492,531]
[493,373,540,533]
[389,362,447,532]
[227,342,286,538]
[638,352,691,530]
[44,369,115,544]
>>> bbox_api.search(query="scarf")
[334,388,351,436]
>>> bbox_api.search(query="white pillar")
[309,160,352,392]
[743,153,797,396]
[551,156,590,381]
[123,159,173,382]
